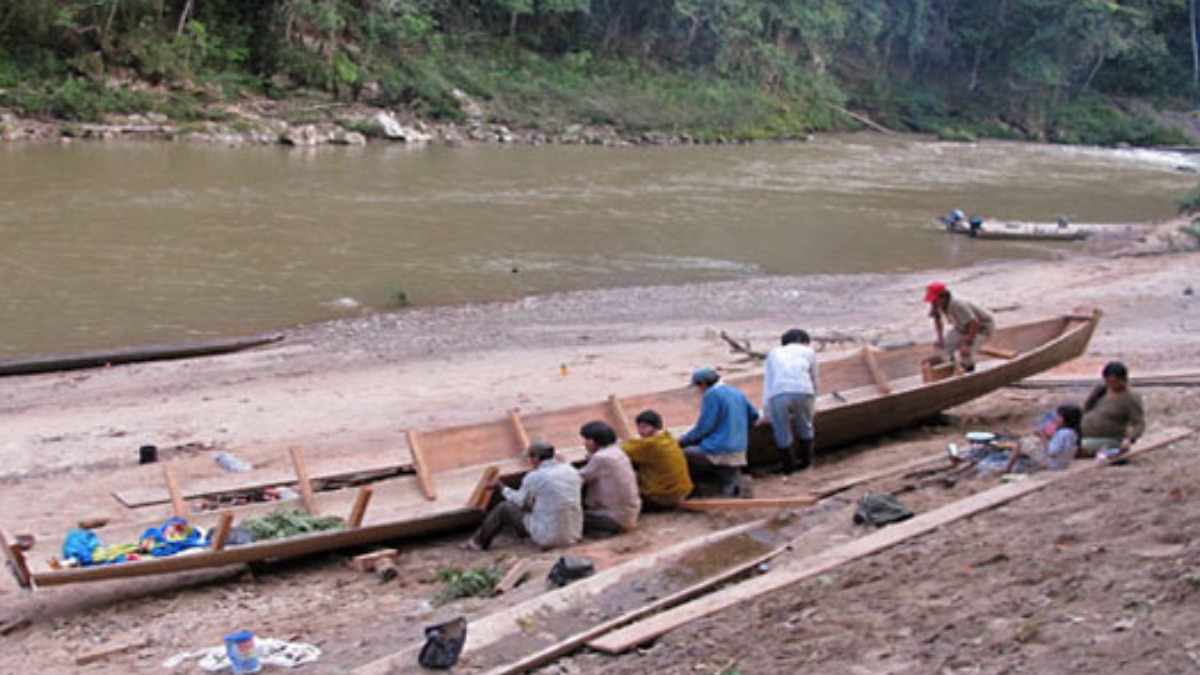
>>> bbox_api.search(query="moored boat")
[936,212,1092,241]
[1,308,1101,590]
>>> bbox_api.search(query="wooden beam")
[860,346,894,394]
[162,463,188,518]
[587,428,1195,654]
[74,638,148,666]
[210,512,235,551]
[981,345,1018,360]
[466,466,501,510]
[405,430,438,501]
[608,395,636,439]
[347,487,374,528]
[808,453,946,498]
[289,446,318,514]
[492,559,532,595]
[483,543,792,675]
[0,528,33,590]
[509,410,531,450]
[677,495,818,512]
[352,548,399,572]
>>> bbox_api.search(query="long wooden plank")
[0,332,284,378]
[677,495,818,512]
[609,395,635,439]
[587,427,1193,654]
[162,464,188,518]
[484,543,792,675]
[860,346,894,394]
[509,410,531,449]
[352,517,791,675]
[405,430,437,501]
[347,487,374,528]
[0,528,32,589]
[808,453,946,498]
[289,447,318,514]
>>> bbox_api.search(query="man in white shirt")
[758,328,819,473]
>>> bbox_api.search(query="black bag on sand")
[547,556,595,588]
[418,616,467,669]
[854,492,915,527]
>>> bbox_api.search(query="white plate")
[965,431,996,442]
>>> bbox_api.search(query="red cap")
[924,282,947,303]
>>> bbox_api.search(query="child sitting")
[1003,404,1082,473]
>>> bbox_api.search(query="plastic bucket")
[224,631,262,674]
[138,444,158,464]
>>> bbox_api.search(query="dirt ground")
[1,220,1198,674]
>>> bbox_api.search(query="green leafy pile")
[241,509,344,541]
[435,565,503,604]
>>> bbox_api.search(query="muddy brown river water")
[1,135,1194,359]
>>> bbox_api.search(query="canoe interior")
[9,309,1098,589]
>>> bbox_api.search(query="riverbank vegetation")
[1,1,1198,145]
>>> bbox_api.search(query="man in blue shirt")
[679,366,760,497]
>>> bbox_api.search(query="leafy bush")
[435,565,502,604]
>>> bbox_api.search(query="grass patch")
[435,564,502,604]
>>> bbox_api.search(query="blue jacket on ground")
[679,383,759,455]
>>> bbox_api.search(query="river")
[1,134,1194,359]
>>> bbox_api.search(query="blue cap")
[690,366,720,387]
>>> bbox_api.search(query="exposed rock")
[371,112,432,143]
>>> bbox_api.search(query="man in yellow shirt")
[621,409,694,508]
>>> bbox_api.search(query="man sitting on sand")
[925,281,995,373]
[578,421,641,537]
[462,439,582,551]
[1080,361,1145,458]
[679,366,759,498]
[621,409,694,509]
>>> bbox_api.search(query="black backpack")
[418,616,467,669]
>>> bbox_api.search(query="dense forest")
[1,0,1199,144]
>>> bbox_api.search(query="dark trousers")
[683,447,743,497]
[472,502,529,550]
[583,511,624,538]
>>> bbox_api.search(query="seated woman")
[1003,404,1082,473]
[1079,361,1145,458]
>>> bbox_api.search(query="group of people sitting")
[1003,360,1146,473]
[463,327,821,552]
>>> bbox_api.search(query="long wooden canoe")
[2,308,1100,590]
[0,332,285,377]
[942,217,1092,241]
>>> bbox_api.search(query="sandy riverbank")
[0,219,1197,672]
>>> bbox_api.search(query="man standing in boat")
[679,366,759,497]
[925,282,995,373]
[757,328,819,474]
[462,439,583,551]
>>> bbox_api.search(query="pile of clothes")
[61,517,207,567]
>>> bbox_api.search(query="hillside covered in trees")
[2,0,1199,145]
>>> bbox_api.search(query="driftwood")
[828,104,898,136]
[0,332,283,378]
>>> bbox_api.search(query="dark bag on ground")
[547,556,595,588]
[854,492,915,527]
[418,616,467,669]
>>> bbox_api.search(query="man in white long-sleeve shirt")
[758,328,820,473]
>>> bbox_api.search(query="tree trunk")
[1192,0,1198,85]
[176,0,194,36]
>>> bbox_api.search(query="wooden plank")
[860,346,894,394]
[509,410,531,450]
[609,395,635,439]
[981,345,1018,360]
[677,495,818,512]
[210,512,234,551]
[353,517,790,675]
[347,487,374,528]
[0,528,33,590]
[289,446,318,514]
[483,543,792,675]
[405,430,437,501]
[467,466,501,510]
[587,427,1194,654]
[352,548,399,572]
[74,637,149,666]
[492,559,532,595]
[0,332,283,378]
[808,453,946,498]
[162,463,188,518]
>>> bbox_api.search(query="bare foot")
[459,540,483,552]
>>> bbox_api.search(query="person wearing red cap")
[925,282,995,373]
